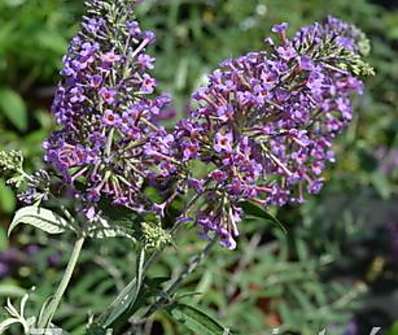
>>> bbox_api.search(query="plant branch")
[140,236,218,320]
[38,236,85,328]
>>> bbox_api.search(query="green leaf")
[99,248,145,327]
[0,318,21,334]
[289,285,314,312]
[0,284,25,297]
[8,206,70,236]
[0,179,16,214]
[0,88,28,131]
[277,302,297,326]
[371,172,391,199]
[241,201,287,234]
[0,227,9,252]
[167,303,231,335]
[86,217,136,241]
[36,30,67,54]
[37,295,54,328]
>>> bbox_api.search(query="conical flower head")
[175,17,373,248]
[44,0,170,214]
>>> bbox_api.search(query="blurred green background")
[0,0,398,334]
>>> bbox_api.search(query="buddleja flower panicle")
[21,4,371,250]
[174,17,373,249]
[44,0,171,218]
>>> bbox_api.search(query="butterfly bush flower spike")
[175,17,373,249]
[43,0,172,217]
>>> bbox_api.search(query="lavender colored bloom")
[90,74,103,88]
[272,22,288,34]
[173,17,373,249]
[214,132,233,153]
[299,55,314,71]
[308,179,324,194]
[102,109,120,126]
[69,87,86,104]
[277,43,297,60]
[141,74,156,94]
[143,31,156,44]
[44,0,170,214]
[39,6,371,251]
[99,87,117,105]
[157,106,177,121]
[127,21,142,37]
[182,141,199,161]
[293,16,371,57]
[83,17,105,34]
[137,54,155,70]
[100,51,121,64]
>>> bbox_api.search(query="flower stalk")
[38,236,85,328]
[141,236,218,321]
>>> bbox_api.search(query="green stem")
[98,200,202,328]
[105,127,115,157]
[38,236,85,328]
[141,237,217,320]
[98,225,182,325]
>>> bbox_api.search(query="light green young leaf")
[0,88,28,131]
[168,303,231,335]
[8,206,71,236]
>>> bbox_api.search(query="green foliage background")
[0,0,397,334]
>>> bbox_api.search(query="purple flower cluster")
[43,0,171,217]
[293,16,370,55]
[38,1,372,250]
[174,17,372,249]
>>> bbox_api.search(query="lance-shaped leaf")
[0,88,28,132]
[8,206,71,236]
[97,248,145,327]
[86,217,137,241]
[241,201,287,234]
[167,303,232,335]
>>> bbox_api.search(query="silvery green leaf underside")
[8,206,74,236]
